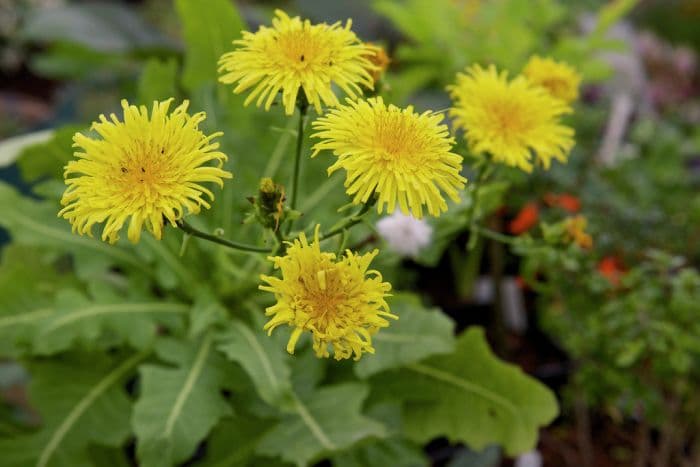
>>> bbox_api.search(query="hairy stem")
[320,202,373,242]
[287,103,308,233]
[177,219,271,253]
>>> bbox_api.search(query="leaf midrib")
[40,302,189,335]
[163,333,213,438]
[36,352,147,467]
[406,362,520,417]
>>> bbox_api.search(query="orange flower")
[598,256,626,286]
[544,192,580,213]
[508,202,539,235]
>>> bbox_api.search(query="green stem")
[320,202,373,242]
[177,219,271,254]
[288,103,308,215]
[474,225,516,245]
[466,162,493,250]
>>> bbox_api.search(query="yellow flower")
[448,64,575,172]
[523,55,581,103]
[311,97,466,218]
[59,99,232,244]
[260,226,395,361]
[565,215,593,250]
[218,9,377,116]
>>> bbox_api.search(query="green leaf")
[0,352,146,467]
[256,383,386,466]
[333,438,428,467]
[138,58,179,103]
[174,0,245,91]
[32,289,188,355]
[354,294,456,378]
[217,318,294,408]
[198,413,275,467]
[0,182,150,279]
[132,334,233,467]
[0,245,77,356]
[371,328,558,455]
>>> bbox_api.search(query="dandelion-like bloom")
[311,97,466,218]
[260,226,395,360]
[218,9,377,116]
[523,56,581,103]
[59,99,232,244]
[448,64,575,172]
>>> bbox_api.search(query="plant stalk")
[177,219,271,253]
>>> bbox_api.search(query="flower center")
[114,143,172,197]
[539,78,568,98]
[373,113,422,165]
[273,30,334,72]
[487,98,531,140]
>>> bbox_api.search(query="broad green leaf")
[354,294,456,378]
[198,413,275,467]
[133,334,233,467]
[371,328,558,455]
[175,0,245,91]
[0,352,146,467]
[0,245,78,357]
[138,58,179,103]
[217,319,294,408]
[333,438,428,467]
[32,289,188,355]
[15,124,81,183]
[256,383,386,466]
[0,182,150,279]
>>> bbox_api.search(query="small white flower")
[376,211,433,257]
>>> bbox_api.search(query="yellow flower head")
[523,55,581,103]
[565,215,593,250]
[448,64,575,172]
[59,99,232,244]
[260,226,395,361]
[311,97,466,218]
[218,9,377,116]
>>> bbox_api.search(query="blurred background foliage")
[1,0,700,466]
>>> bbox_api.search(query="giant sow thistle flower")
[260,226,395,361]
[218,9,376,115]
[59,99,232,244]
[448,64,575,172]
[311,97,466,218]
[523,55,581,103]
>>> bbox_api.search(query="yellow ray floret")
[58,99,232,244]
[448,64,575,172]
[311,97,466,218]
[218,9,377,116]
[523,55,581,103]
[260,226,395,361]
